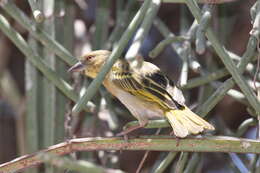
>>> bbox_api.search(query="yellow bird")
[69,50,214,138]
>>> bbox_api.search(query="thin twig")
[136,150,150,173]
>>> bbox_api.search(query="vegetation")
[0,0,259,172]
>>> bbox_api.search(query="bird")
[68,50,214,138]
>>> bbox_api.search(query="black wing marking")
[143,70,184,109]
[111,61,184,110]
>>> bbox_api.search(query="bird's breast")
[103,79,164,119]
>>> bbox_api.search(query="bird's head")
[68,50,111,78]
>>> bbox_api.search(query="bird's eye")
[86,55,94,61]
[80,55,94,64]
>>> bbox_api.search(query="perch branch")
[1,136,260,173]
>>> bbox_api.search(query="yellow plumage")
[165,107,214,138]
[68,50,215,138]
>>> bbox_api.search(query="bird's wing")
[166,85,186,105]
[111,61,183,110]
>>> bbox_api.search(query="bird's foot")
[116,122,147,142]
[170,131,175,136]
[170,131,180,147]
[116,131,129,141]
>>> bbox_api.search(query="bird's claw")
[116,131,129,142]
[170,131,180,147]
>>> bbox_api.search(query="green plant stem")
[93,1,110,49]
[124,35,255,128]
[175,152,189,173]
[42,3,55,163]
[229,153,249,173]
[25,37,42,173]
[181,68,230,89]
[196,38,257,117]
[53,1,66,143]
[153,17,189,65]
[149,36,188,58]
[100,89,119,130]
[195,6,211,54]
[250,1,260,38]
[2,136,260,173]
[124,119,170,129]
[154,13,258,116]
[186,116,256,173]
[38,154,125,173]
[186,20,199,40]
[153,18,182,54]
[186,0,260,115]
[0,1,77,66]
[152,152,177,173]
[183,153,200,173]
[161,0,236,3]
[210,81,248,105]
[179,5,190,97]
[250,155,259,173]
[72,0,151,113]
[153,17,242,65]
[27,0,44,22]
[54,0,75,143]
[124,19,257,130]
[179,47,189,86]
[0,14,94,112]
[236,118,257,137]
[125,0,161,61]
[105,0,137,50]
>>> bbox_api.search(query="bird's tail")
[165,106,214,138]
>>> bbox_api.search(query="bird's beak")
[68,61,85,73]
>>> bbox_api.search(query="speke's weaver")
[69,50,214,138]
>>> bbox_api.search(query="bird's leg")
[170,131,181,147]
[170,131,175,136]
[116,120,148,138]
